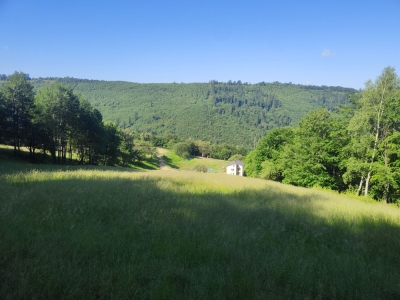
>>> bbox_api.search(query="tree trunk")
[13,127,17,156]
[364,91,385,197]
[383,140,390,203]
[69,143,73,163]
[364,172,371,197]
[13,103,18,156]
[383,183,389,203]
[356,176,364,196]
[89,145,92,165]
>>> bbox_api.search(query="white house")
[226,160,245,176]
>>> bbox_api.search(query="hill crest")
[30,77,357,147]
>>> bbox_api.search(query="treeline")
[135,132,248,160]
[0,72,154,166]
[0,73,31,81]
[173,140,247,160]
[24,77,356,148]
[246,67,400,204]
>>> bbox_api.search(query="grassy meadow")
[160,149,227,173]
[1,161,400,299]
[0,144,160,172]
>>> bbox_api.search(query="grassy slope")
[1,161,399,299]
[0,145,160,171]
[160,148,227,173]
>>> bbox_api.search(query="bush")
[194,164,208,173]
[174,142,190,158]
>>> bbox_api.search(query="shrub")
[174,142,190,158]
[194,164,208,173]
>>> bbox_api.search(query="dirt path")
[156,148,172,170]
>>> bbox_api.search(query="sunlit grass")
[178,157,226,173]
[161,149,227,173]
[0,144,159,172]
[1,163,399,299]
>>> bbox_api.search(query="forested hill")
[31,78,356,147]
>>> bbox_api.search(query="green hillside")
[30,78,356,147]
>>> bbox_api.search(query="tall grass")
[1,163,399,299]
[0,145,160,172]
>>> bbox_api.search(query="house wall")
[227,165,236,175]
[226,164,243,176]
[237,166,243,176]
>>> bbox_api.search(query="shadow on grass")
[0,146,159,174]
[161,155,179,169]
[1,175,399,300]
[0,146,54,164]
[132,160,159,170]
[0,148,156,175]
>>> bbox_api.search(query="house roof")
[227,160,245,167]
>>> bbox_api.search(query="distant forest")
[26,77,356,148]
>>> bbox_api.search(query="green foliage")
[194,164,208,173]
[134,140,156,163]
[35,83,81,163]
[228,154,245,161]
[247,67,400,203]
[281,109,348,189]
[74,100,104,165]
[0,72,35,155]
[344,67,400,201]
[0,90,6,144]
[29,78,355,148]
[245,127,294,179]
[102,122,121,166]
[247,109,349,189]
[259,160,281,181]
[168,138,246,161]
[244,149,263,177]
[174,142,190,158]
[1,75,156,168]
[196,140,211,157]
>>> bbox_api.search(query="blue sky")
[0,0,399,88]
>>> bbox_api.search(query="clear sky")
[1,0,399,89]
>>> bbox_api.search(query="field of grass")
[0,145,160,171]
[1,161,400,299]
[160,149,227,173]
